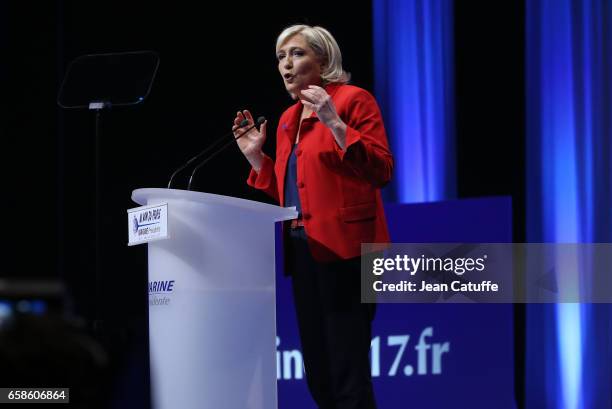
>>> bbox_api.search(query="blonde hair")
[276,24,350,84]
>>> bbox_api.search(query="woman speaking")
[232,24,393,409]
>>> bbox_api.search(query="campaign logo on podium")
[127,203,169,246]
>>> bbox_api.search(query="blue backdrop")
[525,1,612,408]
[373,0,456,203]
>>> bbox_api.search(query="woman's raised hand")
[232,110,267,170]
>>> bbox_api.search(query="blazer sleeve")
[333,89,394,188]
[246,154,280,202]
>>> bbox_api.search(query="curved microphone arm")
[187,117,265,191]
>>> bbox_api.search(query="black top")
[284,143,302,217]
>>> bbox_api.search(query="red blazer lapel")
[276,101,301,207]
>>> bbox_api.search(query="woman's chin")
[285,84,304,100]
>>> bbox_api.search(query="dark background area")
[453,2,526,407]
[2,1,524,406]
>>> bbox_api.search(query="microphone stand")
[187,118,264,191]
[167,120,253,189]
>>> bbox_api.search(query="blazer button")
[303,213,311,220]
[296,149,302,156]
[297,182,304,188]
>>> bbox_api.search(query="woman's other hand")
[300,85,340,127]
[300,85,347,150]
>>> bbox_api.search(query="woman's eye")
[277,54,285,60]
[292,51,304,56]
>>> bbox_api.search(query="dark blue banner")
[276,197,515,408]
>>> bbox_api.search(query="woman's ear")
[317,54,328,70]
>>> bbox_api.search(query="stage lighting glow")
[527,0,612,407]
[373,0,455,203]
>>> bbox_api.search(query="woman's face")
[277,34,323,100]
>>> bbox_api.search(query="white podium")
[132,188,297,409]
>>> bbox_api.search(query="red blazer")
[247,83,393,262]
